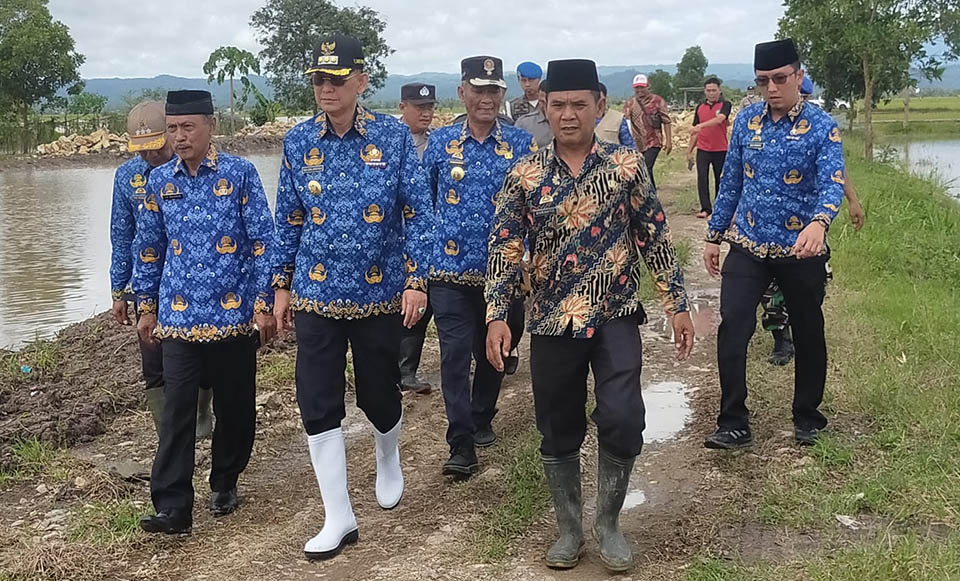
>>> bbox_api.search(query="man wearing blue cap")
[507,61,543,121]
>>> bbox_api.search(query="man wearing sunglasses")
[703,38,846,450]
[271,34,435,561]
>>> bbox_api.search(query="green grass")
[474,429,550,561]
[67,500,141,544]
[1,336,60,381]
[256,351,295,389]
[0,438,63,487]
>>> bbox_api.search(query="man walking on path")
[507,61,543,121]
[134,90,277,534]
[271,35,435,560]
[624,74,672,191]
[687,77,732,218]
[486,59,694,572]
[703,39,846,450]
[595,83,636,148]
[398,82,437,394]
[422,55,535,478]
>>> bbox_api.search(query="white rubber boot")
[303,428,359,560]
[374,415,404,509]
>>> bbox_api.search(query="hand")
[663,142,673,155]
[848,200,866,231]
[254,312,277,348]
[274,289,293,333]
[792,221,826,259]
[137,313,158,345]
[112,300,131,325]
[672,311,695,361]
[703,243,721,277]
[401,289,427,329]
[686,151,695,170]
[485,320,512,373]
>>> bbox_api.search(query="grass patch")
[1,335,60,381]
[474,429,550,561]
[257,351,295,389]
[0,438,64,487]
[67,500,141,545]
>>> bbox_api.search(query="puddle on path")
[643,381,692,443]
[622,489,648,510]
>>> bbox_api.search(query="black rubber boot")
[769,327,795,366]
[542,452,584,569]
[399,335,431,394]
[592,448,635,573]
[145,387,165,438]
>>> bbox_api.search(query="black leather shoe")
[795,427,819,446]
[140,510,192,534]
[442,443,479,477]
[210,488,239,516]
[474,426,497,448]
[704,428,753,450]
[504,353,519,375]
[400,376,432,395]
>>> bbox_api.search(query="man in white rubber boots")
[272,35,435,560]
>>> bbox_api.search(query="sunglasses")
[312,72,361,87]
[754,72,797,87]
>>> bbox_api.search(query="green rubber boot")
[196,387,214,440]
[592,448,635,573]
[542,452,584,569]
[145,387,165,439]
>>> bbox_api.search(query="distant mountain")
[75,63,960,110]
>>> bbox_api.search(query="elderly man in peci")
[486,59,694,572]
[272,35,435,560]
[134,90,277,534]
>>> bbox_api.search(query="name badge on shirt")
[748,132,764,150]
[160,184,184,200]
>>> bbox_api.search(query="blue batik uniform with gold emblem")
[707,101,845,257]
[271,105,435,317]
[132,146,276,341]
[110,155,155,300]
[422,120,535,286]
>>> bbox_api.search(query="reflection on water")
[0,152,282,347]
[891,139,960,200]
[643,381,691,443]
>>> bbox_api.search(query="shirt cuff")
[404,275,428,293]
[137,296,158,315]
[811,213,833,228]
[484,300,510,325]
[111,288,127,301]
[254,293,274,315]
[706,230,724,244]
[271,271,292,291]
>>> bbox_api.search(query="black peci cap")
[166,90,214,116]
[754,38,800,71]
[306,34,365,76]
[401,83,437,105]
[461,56,506,88]
[543,59,600,93]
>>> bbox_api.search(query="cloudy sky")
[48,0,786,79]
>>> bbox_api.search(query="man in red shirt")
[687,77,731,218]
[624,74,672,191]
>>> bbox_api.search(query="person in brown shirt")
[623,74,672,191]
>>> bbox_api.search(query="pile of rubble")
[35,129,128,157]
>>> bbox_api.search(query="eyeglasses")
[312,72,361,87]
[754,72,797,87]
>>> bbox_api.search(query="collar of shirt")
[315,104,374,139]
[173,144,219,176]
[458,118,505,145]
[546,139,608,178]
[759,99,805,125]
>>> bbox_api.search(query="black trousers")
[642,147,661,190]
[717,246,829,431]
[430,283,504,448]
[508,295,525,351]
[399,299,434,383]
[151,335,258,512]
[530,315,646,458]
[295,311,402,436]
[696,149,726,214]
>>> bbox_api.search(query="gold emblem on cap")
[308,180,322,195]
[483,59,495,76]
[320,41,336,55]
[451,166,465,181]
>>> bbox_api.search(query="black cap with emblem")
[166,90,214,115]
[306,34,365,76]
[461,56,507,89]
[401,83,437,105]
[754,38,800,71]
[543,59,600,93]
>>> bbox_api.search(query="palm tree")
[203,47,262,133]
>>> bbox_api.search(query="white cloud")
[48,0,786,78]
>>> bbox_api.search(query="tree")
[250,0,393,113]
[203,46,261,132]
[646,69,674,102]
[674,46,709,90]
[119,88,169,115]
[67,91,107,116]
[0,0,84,152]
[779,0,960,160]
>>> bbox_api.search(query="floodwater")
[643,380,692,443]
[889,138,960,200]
[0,152,283,348]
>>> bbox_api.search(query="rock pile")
[35,129,128,157]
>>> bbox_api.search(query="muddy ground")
[0,160,832,580]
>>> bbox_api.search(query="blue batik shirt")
[271,106,435,318]
[707,100,846,258]
[110,155,166,300]
[423,120,535,286]
[132,146,276,342]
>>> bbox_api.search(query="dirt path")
[1,158,790,581]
